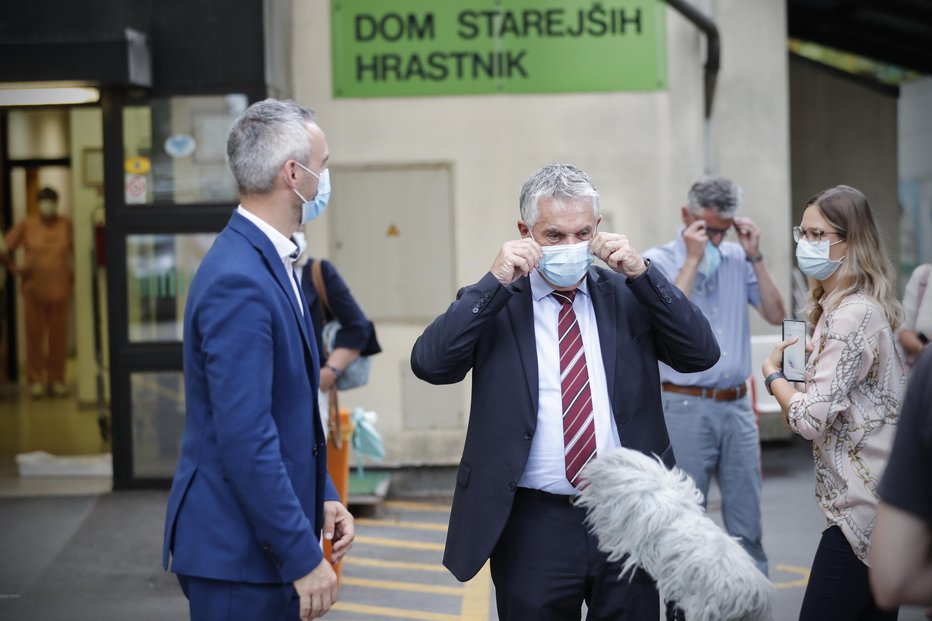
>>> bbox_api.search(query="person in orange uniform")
[5,187,74,398]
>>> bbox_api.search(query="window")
[127,233,217,342]
[122,94,248,205]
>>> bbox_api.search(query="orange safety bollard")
[324,407,354,580]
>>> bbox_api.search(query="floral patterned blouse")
[787,291,906,565]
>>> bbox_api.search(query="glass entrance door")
[107,93,248,487]
[125,233,216,478]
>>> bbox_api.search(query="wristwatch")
[325,364,343,377]
[746,253,764,263]
[764,371,785,396]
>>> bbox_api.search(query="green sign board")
[331,0,667,98]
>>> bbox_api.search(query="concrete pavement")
[0,437,927,620]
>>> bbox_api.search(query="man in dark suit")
[163,99,354,621]
[411,163,719,620]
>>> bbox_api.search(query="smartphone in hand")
[782,319,806,382]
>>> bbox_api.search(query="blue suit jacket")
[163,211,338,584]
[410,263,720,581]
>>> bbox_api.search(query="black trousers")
[490,488,660,621]
[799,525,898,621]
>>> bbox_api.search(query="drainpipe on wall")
[664,0,720,173]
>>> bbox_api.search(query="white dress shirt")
[517,270,621,494]
[236,206,303,315]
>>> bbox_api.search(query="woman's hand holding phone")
[781,320,807,381]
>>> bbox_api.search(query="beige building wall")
[713,0,793,335]
[789,56,900,284]
[292,1,791,465]
[899,77,932,274]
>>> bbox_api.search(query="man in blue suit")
[411,164,719,620]
[163,99,354,621]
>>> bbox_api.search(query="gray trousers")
[661,391,769,575]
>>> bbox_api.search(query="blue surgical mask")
[538,240,594,288]
[293,164,330,223]
[796,238,843,280]
[696,241,721,279]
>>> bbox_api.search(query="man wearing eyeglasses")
[643,175,786,576]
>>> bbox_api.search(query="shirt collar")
[529,269,590,303]
[236,205,298,262]
[818,287,845,310]
[673,228,689,258]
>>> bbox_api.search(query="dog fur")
[577,447,774,621]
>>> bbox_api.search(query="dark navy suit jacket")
[163,211,338,584]
[300,258,381,366]
[410,263,720,582]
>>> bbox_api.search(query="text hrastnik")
[352,6,643,83]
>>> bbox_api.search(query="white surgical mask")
[38,200,57,218]
[796,238,844,280]
[293,164,331,224]
[538,240,593,288]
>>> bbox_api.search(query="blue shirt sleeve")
[744,255,762,308]
[642,243,678,283]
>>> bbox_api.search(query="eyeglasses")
[704,225,730,239]
[792,226,845,245]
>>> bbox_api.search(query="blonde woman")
[762,185,906,620]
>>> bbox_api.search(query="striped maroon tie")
[552,290,597,487]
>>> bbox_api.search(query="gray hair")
[519,163,600,226]
[687,175,742,217]
[226,99,317,196]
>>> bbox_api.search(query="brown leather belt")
[662,382,748,401]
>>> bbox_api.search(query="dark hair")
[37,187,58,201]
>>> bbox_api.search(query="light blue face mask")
[293,164,331,223]
[696,241,722,279]
[538,240,594,288]
[796,238,844,280]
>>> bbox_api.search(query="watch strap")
[764,371,785,396]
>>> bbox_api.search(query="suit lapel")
[589,270,618,406]
[506,277,539,416]
[229,213,315,363]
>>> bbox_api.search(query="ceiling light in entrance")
[0,87,100,106]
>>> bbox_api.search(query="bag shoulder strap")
[310,259,332,319]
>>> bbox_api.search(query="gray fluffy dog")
[576,448,774,621]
